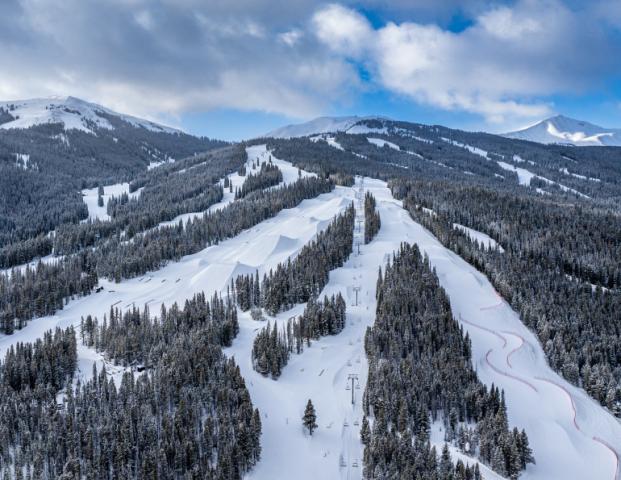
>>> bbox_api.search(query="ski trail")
[460,313,508,348]
[372,179,621,480]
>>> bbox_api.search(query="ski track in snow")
[0,146,619,479]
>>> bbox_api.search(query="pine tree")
[361,416,371,445]
[303,399,318,436]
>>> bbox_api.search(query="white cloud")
[0,0,618,129]
[312,4,372,57]
[134,10,154,31]
[278,29,303,46]
[478,6,542,40]
[311,0,618,126]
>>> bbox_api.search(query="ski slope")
[231,176,620,480]
[0,148,619,479]
[0,147,344,386]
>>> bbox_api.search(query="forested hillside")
[0,121,226,250]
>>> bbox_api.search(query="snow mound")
[269,235,299,256]
[0,96,180,134]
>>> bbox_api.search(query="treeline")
[81,291,239,363]
[0,253,97,334]
[0,121,226,253]
[0,292,261,479]
[251,293,346,378]
[235,160,283,199]
[51,145,246,258]
[233,203,354,316]
[0,233,52,270]
[393,178,621,415]
[0,145,244,269]
[363,243,533,478]
[0,176,333,334]
[364,191,381,244]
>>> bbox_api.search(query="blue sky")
[1,0,620,140]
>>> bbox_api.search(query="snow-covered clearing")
[346,124,387,135]
[512,155,535,166]
[157,145,314,229]
[367,137,400,150]
[310,134,345,151]
[148,158,174,170]
[367,137,427,160]
[14,153,31,169]
[0,253,65,278]
[453,223,505,252]
[559,167,601,182]
[441,137,489,159]
[81,182,141,221]
[430,422,506,480]
[496,161,590,198]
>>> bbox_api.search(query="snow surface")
[0,96,179,134]
[559,167,601,182]
[264,116,388,138]
[367,137,400,150]
[367,137,426,159]
[81,182,142,221]
[0,253,64,278]
[156,145,315,229]
[496,161,590,198]
[505,115,621,146]
[14,153,31,169]
[453,223,505,252]
[0,148,619,479]
[441,137,489,159]
[310,134,345,151]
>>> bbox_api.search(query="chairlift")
[343,420,349,427]
[354,420,360,426]
[352,461,359,468]
[346,384,351,391]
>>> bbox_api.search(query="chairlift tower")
[352,286,361,306]
[347,373,359,405]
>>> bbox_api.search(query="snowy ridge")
[0,96,180,134]
[264,116,387,138]
[505,115,621,146]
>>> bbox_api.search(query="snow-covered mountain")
[0,96,179,134]
[264,115,387,138]
[504,115,621,146]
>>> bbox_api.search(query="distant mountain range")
[0,96,179,135]
[504,115,621,147]
[265,114,621,148]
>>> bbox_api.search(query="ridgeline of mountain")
[0,96,227,246]
[504,115,621,146]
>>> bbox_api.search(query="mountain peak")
[264,115,388,139]
[504,115,620,147]
[0,96,180,134]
